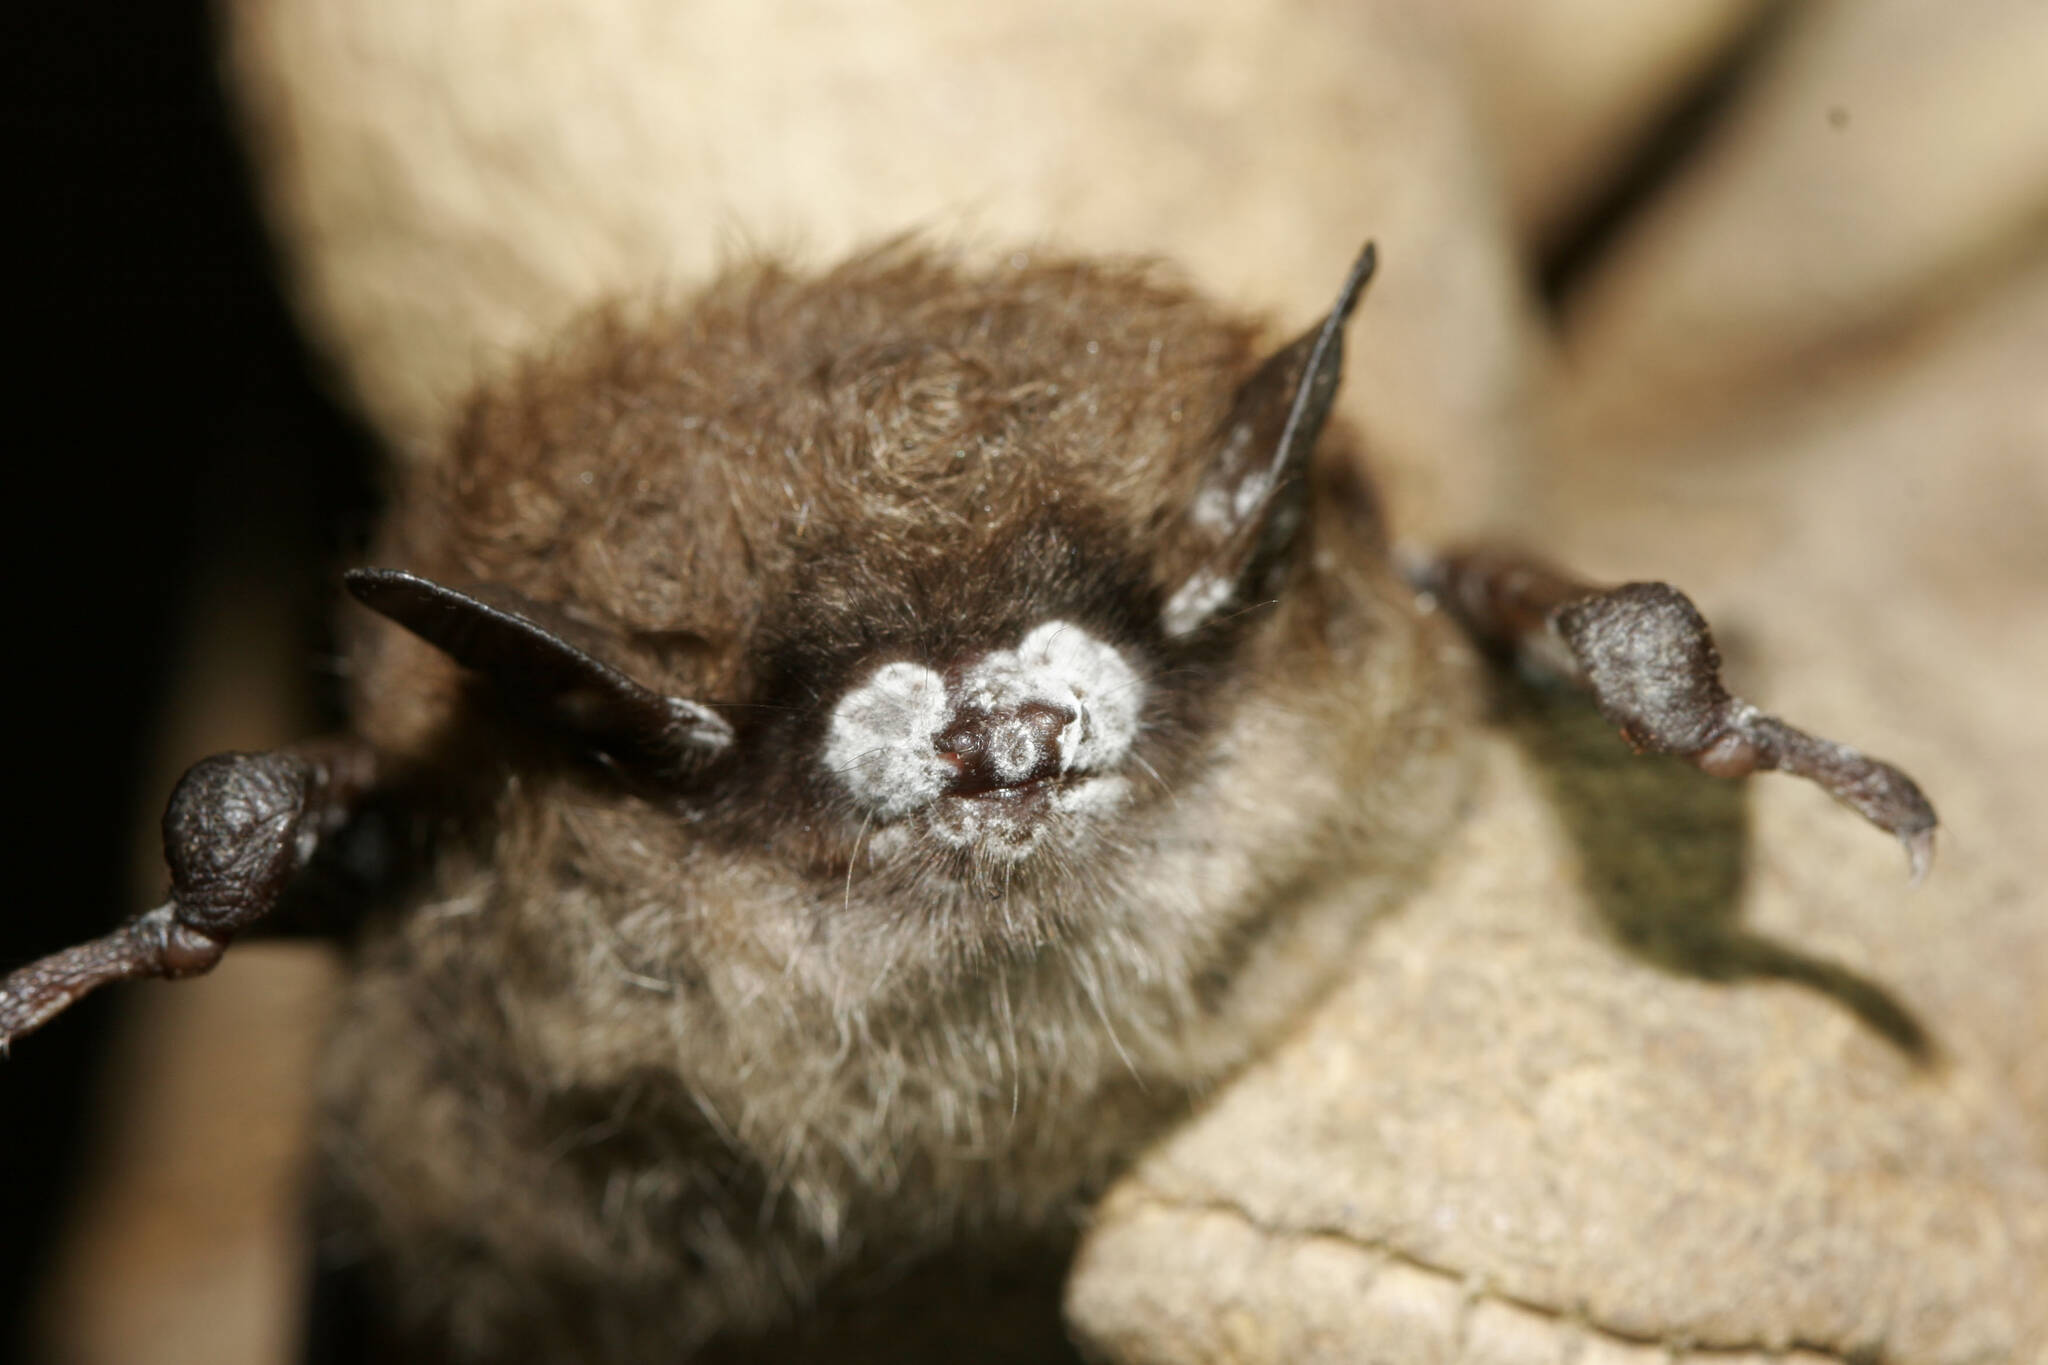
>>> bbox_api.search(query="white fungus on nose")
[984,719,1048,785]
[823,660,951,818]
[823,621,1144,817]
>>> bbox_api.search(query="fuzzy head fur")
[324,243,1470,1359]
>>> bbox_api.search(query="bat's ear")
[1161,242,1377,638]
[345,568,734,781]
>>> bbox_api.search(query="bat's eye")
[822,621,1144,845]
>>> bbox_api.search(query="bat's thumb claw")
[1903,827,1936,886]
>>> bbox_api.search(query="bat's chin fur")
[872,772,1130,865]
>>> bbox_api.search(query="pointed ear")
[1161,242,1377,638]
[345,568,734,780]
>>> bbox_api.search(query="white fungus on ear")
[1161,568,1235,638]
[823,660,951,818]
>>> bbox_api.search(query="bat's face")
[350,244,1454,969]
[719,492,1195,912]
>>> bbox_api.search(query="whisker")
[1210,596,1284,628]
[1073,949,1145,1089]
[1130,752,1179,807]
[844,808,877,919]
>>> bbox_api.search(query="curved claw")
[1903,828,1936,886]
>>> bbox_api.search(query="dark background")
[3,4,378,1357]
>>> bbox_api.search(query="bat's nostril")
[939,701,1074,794]
[936,719,984,763]
[1016,700,1077,743]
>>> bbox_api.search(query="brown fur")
[321,243,1472,1359]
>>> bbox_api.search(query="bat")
[0,241,1934,1360]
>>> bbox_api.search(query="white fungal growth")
[823,621,1144,822]
[823,660,951,818]
[1000,621,1143,772]
[1161,568,1234,638]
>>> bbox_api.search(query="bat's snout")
[937,699,1078,796]
[823,618,1145,841]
